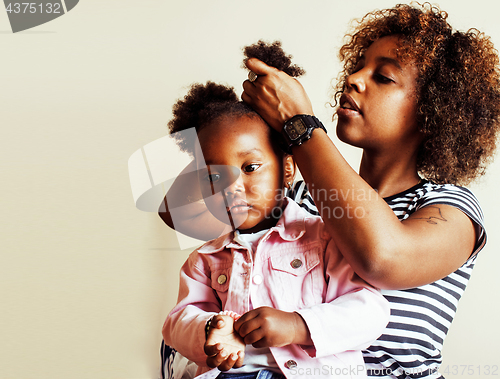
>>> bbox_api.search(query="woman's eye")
[352,58,364,73]
[204,173,221,183]
[244,164,260,173]
[375,73,393,83]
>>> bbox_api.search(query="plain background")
[1,1,499,378]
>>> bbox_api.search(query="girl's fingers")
[206,348,227,368]
[212,315,226,329]
[234,350,245,368]
[217,352,239,371]
[235,313,260,337]
[242,328,264,346]
[204,342,222,357]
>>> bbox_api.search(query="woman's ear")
[283,155,296,189]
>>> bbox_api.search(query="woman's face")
[195,115,288,233]
[336,35,422,153]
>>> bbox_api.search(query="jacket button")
[290,259,303,269]
[217,274,227,285]
[284,359,297,369]
[253,274,263,285]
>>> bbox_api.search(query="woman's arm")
[242,58,476,290]
[294,237,390,356]
[234,237,390,355]
[158,160,227,241]
[290,134,475,289]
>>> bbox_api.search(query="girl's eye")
[244,164,260,173]
[204,173,221,183]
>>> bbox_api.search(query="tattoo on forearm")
[412,206,447,224]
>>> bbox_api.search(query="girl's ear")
[283,155,296,189]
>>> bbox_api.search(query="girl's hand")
[204,315,245,371]
[234,306,312,348]
[241,58,314,132]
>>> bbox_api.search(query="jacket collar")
[197,198,307,255]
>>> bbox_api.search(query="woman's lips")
[337,93,362,117]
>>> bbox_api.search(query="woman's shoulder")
[414,181,484,225]
[383,179,477,204]
[406,180,486,258]
[382,180,483,223]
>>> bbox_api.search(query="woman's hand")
[204,315,245,371]
[234,306,312,348]
[242,58,314,131]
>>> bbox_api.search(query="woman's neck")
[359,149,421,198]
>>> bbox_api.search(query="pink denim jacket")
[163,199,390,378]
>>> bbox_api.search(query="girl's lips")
[228,204,251,214]
[227,199,251,214]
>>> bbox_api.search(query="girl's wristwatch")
[281,114,327,152]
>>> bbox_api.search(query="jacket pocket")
[270,248,320,276]
[268,248,322,308]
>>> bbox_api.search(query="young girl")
[160,4,500,379]
[161,78,390,379]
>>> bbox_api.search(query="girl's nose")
[346,70,366,93]
[224,175,244,196]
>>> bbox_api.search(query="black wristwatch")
[282,115,327,152]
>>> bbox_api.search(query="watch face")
[286,119,307,140]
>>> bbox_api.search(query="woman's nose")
[346,70,366,93]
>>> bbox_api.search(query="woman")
[239,3,499,378]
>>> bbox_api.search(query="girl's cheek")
[205,193,227,215]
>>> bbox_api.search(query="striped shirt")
[286,179,486,379]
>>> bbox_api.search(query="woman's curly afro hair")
[335,2,500,185]
[169,40,304,157]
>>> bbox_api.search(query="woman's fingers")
[241,62,314,130]
[245,57,274,76]
[241,80,258,102]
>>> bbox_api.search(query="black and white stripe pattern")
[160,340,175,379]
[286,180,320,216]
[286,180,486,379]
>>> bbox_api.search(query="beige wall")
[2,1,499,378]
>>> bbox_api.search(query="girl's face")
[336,35,423,153]
[195,115,291,234]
